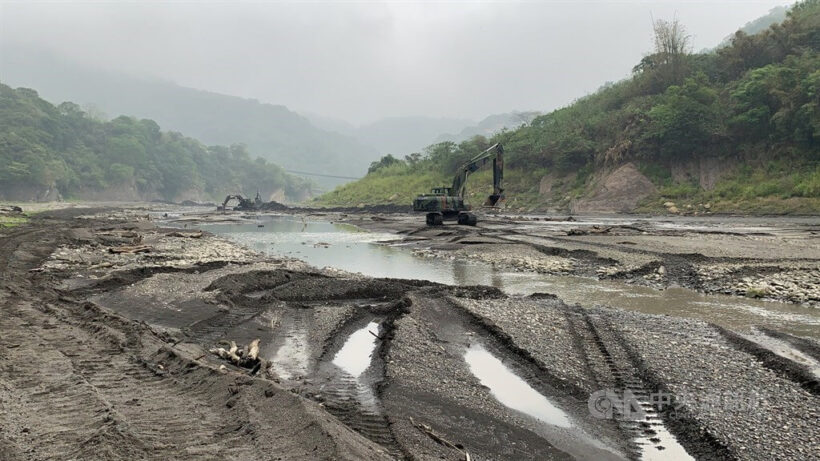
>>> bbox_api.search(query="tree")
[368,154,404,174]
[634,18,693,92]
[652,18,691,66]
[643,73,719,159]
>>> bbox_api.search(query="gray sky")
[0,0,793,123]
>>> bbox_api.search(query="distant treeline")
[321,0,819,210]
[0,83,310,201]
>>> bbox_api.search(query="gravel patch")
[603,308,820,461]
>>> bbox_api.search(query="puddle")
[744,329,820,380]
[268,317,309,380]
[196,215,820,338]
[634,421,694,461]
[319,320,384,414]
[464,342,572,428]
[614,383,695,461]
[333,321,381,377]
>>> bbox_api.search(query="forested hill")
[0,47,379,183]
[0,83,310,203]
[318,1,820,214]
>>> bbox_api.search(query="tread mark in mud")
[186,305,266,344]
[716,326,820,396]
[572,309,692,460]
[315,313,408,459]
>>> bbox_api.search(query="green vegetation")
[318,1,820,213]
[0,84,310,202]
[0,215,28,228]
[1,46,379,184]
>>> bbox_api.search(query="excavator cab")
[430,187,453,195]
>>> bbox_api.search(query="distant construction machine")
[412,143,504,226]
[219,191,262,212]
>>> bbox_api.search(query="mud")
[345,213,820,308]
[1,206,818,460]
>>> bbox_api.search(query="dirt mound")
[571,162,656,213]
[258,200,290,211]
[179,200,217,207]
[296,204,413,214]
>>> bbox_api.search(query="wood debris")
[567,226,612,236]
[209,338,264,373]
[410,417,472,460]
[108,245,152,254]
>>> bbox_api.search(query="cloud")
[0,0,793,122]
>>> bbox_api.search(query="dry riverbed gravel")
[1,206,818,461]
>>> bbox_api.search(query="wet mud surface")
[1,206,818,460]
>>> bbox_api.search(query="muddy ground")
[1,206,818,460]
[330,212,820,308]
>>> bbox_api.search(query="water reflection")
[464,343,572,428]
[333,321,380,377]
[198,216,820,338]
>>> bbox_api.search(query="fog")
[0,0,793,123]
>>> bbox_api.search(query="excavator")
[413,143,504,226]
[219,191,263,212]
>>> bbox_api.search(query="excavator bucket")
[484,193,505,207]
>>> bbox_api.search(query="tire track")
[0,211,394,461]
[575,310,736,461]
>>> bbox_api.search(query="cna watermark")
[588,388,764,420]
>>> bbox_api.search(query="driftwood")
[209,338,263,373]
[0,206,23,214]
[567,224,647,236]
[410,417,472,460]
[108,244,151,254]
[567,226,611,236]
[368,330,384,340]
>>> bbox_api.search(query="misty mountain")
[305,112,543,158]
[0,46,380,183]
[717,5,789,48]
[433,111,542,144]
[354,116,474,156]
[305,113,475,156]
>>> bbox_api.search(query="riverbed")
[195,215,820,339]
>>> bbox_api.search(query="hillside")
[317,1,820,214]
[433,111,542,145]
[305,113,542,159]
[0,46,379,183]
[0,83,309,203]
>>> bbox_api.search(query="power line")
[285,169,362,180]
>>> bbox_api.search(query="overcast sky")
[0,0,794,124]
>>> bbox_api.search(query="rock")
[668,206,680,213]
[539,175,554,196]
[570,163,657,213]
[663,201,676,208]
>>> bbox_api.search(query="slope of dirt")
[570,163,657,213]
[0,209,391,461]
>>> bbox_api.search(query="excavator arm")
[412,143,505,225]
[450,143,504,206]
